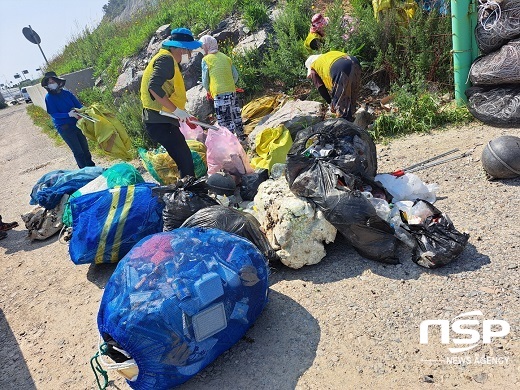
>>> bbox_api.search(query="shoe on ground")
[0,221,18,232]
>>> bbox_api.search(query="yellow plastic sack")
[77,104,133,161]
[241,94,284,135]
[250,125,293,173]
[372,0,417,21]
[138,140,207,185]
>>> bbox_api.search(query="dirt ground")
[0,104,518,390]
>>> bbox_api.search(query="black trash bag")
[240,169,269,201]
[286,119,396,263]
[465,85,520,128]
[286,118,378,184]
[181,205,279,263]
[401,200,470,269]
[152,177,218,231]
[319,173,397,263]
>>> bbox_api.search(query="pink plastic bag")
[205,125,253,176]
[179,121,205,143]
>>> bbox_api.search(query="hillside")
[103,0,157,23]
[38,0,469,151]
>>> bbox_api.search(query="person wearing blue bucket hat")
[140,27,202,179]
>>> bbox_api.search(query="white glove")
[173,108,190,122]
[68,109,80,119]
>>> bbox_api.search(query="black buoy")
[481,135,520,179]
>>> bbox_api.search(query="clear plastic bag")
[375,173,438,203]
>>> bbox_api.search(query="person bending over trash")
[140,27,202,179]
[305,51,361,122]
[42,72,95,169]
[304,13,329,53]
[199,35,246,142]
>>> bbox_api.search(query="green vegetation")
[260,0,312,90]
[243,1,270,30]
[51,0,237,82]
[370,86,473,141]
[26,105,60,142]
[28,0,470,148]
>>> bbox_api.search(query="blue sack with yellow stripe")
[68,183,164,265]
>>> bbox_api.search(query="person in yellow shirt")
[305,51,361,122]
[140,27,202,178]
[199,35,245,141]
[304,13,329,53]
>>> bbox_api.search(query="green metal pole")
[451,0,478,104]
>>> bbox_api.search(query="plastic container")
[193,272,224,308]
[192,302,227,342]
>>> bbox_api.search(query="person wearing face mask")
[199,35,245,142]
[41,71,95,169]
[140,27,202,179]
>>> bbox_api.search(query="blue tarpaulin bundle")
[29,167,104,209]
[97,227,269,390]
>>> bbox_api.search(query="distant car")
[21,88,32,103]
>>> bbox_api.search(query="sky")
[0,0,109,86]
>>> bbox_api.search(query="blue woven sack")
[97,228,269,389]
[69,183,163,265]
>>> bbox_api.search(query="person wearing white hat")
[140,27,202,178]
[305,51,361,122]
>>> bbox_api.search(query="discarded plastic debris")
[389,148,462,177]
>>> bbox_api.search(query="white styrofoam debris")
[252,172,337,269]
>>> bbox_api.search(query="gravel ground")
[0,104,518,389]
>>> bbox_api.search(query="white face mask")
[47,82,58,90]
[180,53,190,65]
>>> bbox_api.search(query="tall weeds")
[36,0,468,150]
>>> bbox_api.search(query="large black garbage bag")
[401,200,469,269]
[320,182,398,263]
[152,177,218,231]
[181,205,279,263]
[286,121,397,263]
[465,85,520,128]
[287,118,378,180]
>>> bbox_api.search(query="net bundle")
[469,39,520,85]
[465,85,520,127]
[475,0,520,54]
